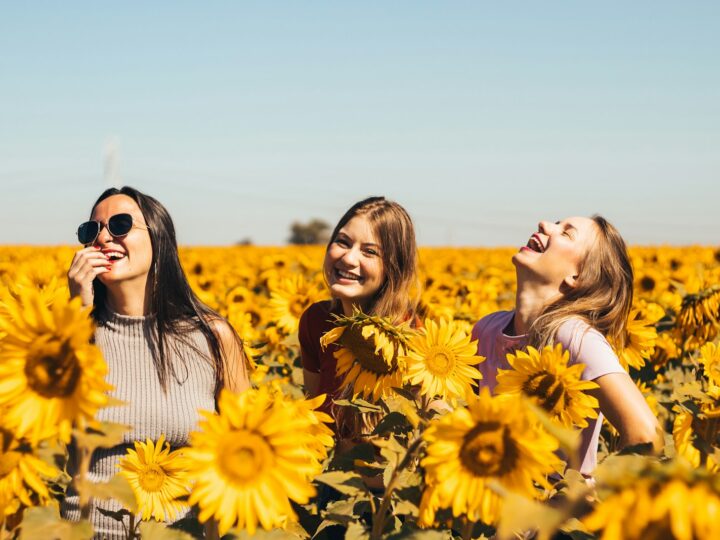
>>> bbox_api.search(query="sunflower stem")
[77,444,93,521]
[127,513,136,540]
[204,519,221,540]
[461,516,474,540]
[369,437,423,540]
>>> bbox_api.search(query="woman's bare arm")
[211,319,251,394]
[589,372,661,450]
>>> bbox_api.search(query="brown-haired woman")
[299,196,420,431]
[472,215,660,476]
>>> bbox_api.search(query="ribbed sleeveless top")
[61,310,216,539]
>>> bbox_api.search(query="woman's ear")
[560,274,579,293]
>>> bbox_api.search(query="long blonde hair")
[325,196,420,324]
[528,215,634,349]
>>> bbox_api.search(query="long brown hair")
[327,197,420,439]
[528,215,634,349]
[325,196,420,324]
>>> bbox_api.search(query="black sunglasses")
[76,213,149,245]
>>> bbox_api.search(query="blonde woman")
[472,216,660,475]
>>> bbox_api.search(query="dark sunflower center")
[640,276,656,292]
[522,372,565,412]
[691,415,720,446]
[340,326,396,374]
[25,341,81,398]
[290,297,308,318]
[460,421,518,477]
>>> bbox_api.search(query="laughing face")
[323,215,385,314]
[513,216,599,290]
[90,195,153,288]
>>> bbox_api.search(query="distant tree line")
[288,219,331,245]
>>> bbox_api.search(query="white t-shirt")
[471,310,626,475]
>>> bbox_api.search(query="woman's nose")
[340,246,360,266]
[94,223,113,245]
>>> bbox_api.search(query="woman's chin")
[330,289,371,311]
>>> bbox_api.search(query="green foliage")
[19,506,93,540]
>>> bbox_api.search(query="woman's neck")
[512,281,559,336]
[105,282,152,316]
[340,298,371,317]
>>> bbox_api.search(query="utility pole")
[104,137,121,187]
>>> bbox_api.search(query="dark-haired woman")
[62,187,249,537]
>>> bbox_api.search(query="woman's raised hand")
[67,246,110,307]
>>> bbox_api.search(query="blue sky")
[1,2,718,246]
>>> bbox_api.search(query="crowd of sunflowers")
[1,243,720,539]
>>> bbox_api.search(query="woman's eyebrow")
[555,220,577,231]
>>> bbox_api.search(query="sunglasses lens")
[108,214,133,236]
[77,221,99,244]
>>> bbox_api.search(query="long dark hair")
[90,186,231,395]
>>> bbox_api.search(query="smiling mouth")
[526,235,545,253]
[103,250,126,262]
[334,268,362,282]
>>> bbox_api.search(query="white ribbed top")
[61,310,216,539]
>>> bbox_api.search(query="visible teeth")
[528,237,544,253]
[337,269,360,280]
[106,251,125,260]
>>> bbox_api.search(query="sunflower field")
[1,244,720,540]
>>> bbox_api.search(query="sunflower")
[0,429,59,517]
[118,434,190,522]
[419,288,456,322]
[672,411,720,473]
[584,457,720,540]
[672,385,720,472]
[699,342,720,386]
[611,308,659,371]
[418,389,562,527]
[495,344,599,428]
[402,318,483,402]
[651,332,681,371]
[320,310,414,401]
[635,267,666,298]
[0,274,66,317]
[225,310,261,368]
[675,285,720,350]
[185,387,328,535]
[224,285,255,312]
[294,393,335,461]
[0,289,111,444]
[267,275,325,335]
